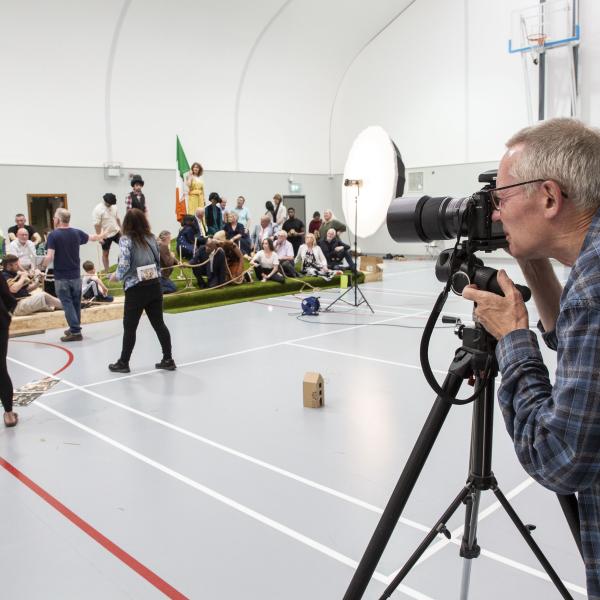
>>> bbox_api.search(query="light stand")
[343,319,576,600]
[325,182,374,313]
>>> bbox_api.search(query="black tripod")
[343,320,577,600]
[325,183,373,313]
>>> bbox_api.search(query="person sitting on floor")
[1,254,62,316]
[274,230,298,278]
[176,214,199,260]
[223,211,251,255]
[157,231,177,294]
[296,233,331,279]
[251,238,284,283]
[81,261,114,303]
[319,227,355,271]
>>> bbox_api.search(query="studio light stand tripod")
[343,318,579,600]
[326,181,374,313]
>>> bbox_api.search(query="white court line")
[30,401,432,600]
[40,310,425,398]
[287,342,448,376]
[383,267,435,278]
[8,340,433,536]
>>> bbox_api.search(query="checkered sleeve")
[497,304,600,494]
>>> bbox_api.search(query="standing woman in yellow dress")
[186,162,205,213]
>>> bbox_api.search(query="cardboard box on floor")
[359,256,383,283]
[303,372,324,408]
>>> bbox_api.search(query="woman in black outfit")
[108,209,175,374]
[0,272,18,427]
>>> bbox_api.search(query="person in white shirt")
[8,229,37,268]
[92,193,121,273]
[194,207,207,238]
[274,230,298,278]
[272,194,287,226]
[251,238,284,283]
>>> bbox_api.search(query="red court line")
[0,456,188,600]
[10,340,74,375]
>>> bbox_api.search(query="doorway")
[27,194,68,237]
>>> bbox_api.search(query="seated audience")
[251,239,284,283]
[176,214,200,260]
[157,231,177,294]
[206,192,224,235]
[319,228,355,270]
[190,236,243,288]
[274,231,298,278]
[296,233,331,279]
[232,196,250,230]
[8,214,41,245]
[308,211,322,236]
[8,228,37,267]
[318,209,347,241]
[250,216,274,253]
[224,212,251,255]
[82,261,113,302]
[2,254,62,316]
[282,207,305,256]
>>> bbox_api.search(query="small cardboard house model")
[303,372,324,408]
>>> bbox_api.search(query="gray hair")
[506,118,600,212]
[158,230,171,241]
[55,208,71,224]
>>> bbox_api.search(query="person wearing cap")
[205,192,223,235]
[125,174,147,213]
[92,193,122,273]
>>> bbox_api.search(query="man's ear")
[541,180,564,218]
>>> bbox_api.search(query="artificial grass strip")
[162,273,363,313]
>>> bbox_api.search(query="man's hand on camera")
[462,270,529,340]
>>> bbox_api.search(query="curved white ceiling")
[0,0,413,172]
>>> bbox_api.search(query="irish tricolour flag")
[176,136,190,222]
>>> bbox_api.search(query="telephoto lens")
[386,195,470,243]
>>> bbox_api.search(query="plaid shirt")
[497,208,600,599]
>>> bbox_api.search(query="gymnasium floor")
[0,259,586,599]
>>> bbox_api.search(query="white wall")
[331,0,600,172]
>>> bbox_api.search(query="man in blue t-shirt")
[42,208,104,342]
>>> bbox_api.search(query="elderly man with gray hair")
[274,230,298,278]
[462,118,600,599]
[42,208,104,342]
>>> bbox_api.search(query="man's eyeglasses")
[490,178,569,210]
[489,179,545,211]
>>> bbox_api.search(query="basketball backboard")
[509,0,579,54]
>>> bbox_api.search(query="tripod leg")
[379,486,471,600]
[556,493,583,559]
[492,485,574,600]
[343,370,465,600]
[459,490,481,600]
